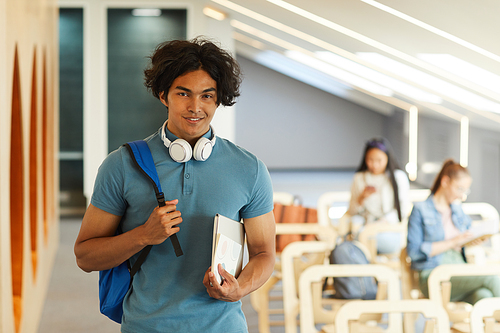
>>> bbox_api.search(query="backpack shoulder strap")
[125,140,165,206]
[123,140,183,272]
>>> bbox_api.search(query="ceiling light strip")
[285,50,393,96]
[360,0,500,64]
[230,20,306,53]
[203,7,227,21]
[265,0,500,102]
[419,98,500,124]
[357,52,500,116]
[316,51,442,104]
[460,117,469,168]
[233,31,266,50]
[407,106,419,181]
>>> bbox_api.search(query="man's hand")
[203,265,242,302]
[140,199,182,246]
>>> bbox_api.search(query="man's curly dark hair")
[144,37,242,107]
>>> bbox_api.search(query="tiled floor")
[38,219,286,333]
[38,218,121,333]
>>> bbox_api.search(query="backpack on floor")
[329,240,378,300]
[98,140,183,323]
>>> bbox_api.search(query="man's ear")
[159,91,168,107]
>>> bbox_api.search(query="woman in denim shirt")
[407,159,500,304]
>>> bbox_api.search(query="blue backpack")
[98,140,183,323]
[329,240,378,300]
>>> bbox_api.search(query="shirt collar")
[162,124,213,144]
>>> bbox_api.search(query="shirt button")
[185,173,190,179]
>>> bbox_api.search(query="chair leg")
[423,318,435,333]
[484,317,495,333]
[252,275,280,333]
[403,312,417,333]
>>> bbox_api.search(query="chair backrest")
[409,189,431,203]
[275,223,337,244]
[428,264,500,323]
[333,299,450,333]
[470,297,500,333]
[281,241,333,333]
[317,191,351,227]
[273,192,296,205]
[462,202,500,221]
[298,264,401,333]
[358,222,408,263]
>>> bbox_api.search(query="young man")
[74,38,276,332]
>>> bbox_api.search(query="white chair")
[298,264,401,333]
[281,241,334,333]
[317,191,351,228]
[462,202,499,221]
[250,191,298,332]
[428,264,500,332]
[250,224,336,333]
[470,297,500,333]
[409,189,431,203]
[333,299,451,333]
[358,222,407,269]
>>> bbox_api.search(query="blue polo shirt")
[91,127,274,332]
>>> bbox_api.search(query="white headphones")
[160,121,217,163]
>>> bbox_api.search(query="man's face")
[160,69,218,146]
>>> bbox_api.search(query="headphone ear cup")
[169,139,192,163]
[193,137,213,161]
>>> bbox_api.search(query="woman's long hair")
[356,138,403,221]
[430,159,469,194]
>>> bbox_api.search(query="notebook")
[211,214,245,285]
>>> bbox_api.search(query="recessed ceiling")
[209,0,500,131]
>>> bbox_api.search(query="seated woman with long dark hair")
[347,137,410,254]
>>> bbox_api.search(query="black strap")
[130,245,152,277]
[156,192,183,257]
[129,191,183,277]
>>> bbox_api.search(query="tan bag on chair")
[274,203,318,252]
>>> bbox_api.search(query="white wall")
[416,114,461,187]
[235,56,387,170]
[469,126,500,208]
